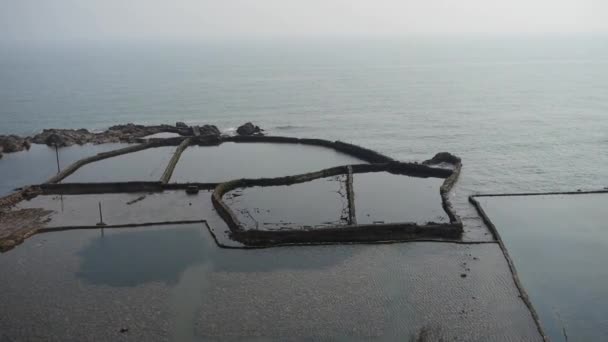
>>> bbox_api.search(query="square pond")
[224,175,349,230]
[353,172,449,225]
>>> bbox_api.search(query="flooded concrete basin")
[224,175,349,230]
[353,172,449,225]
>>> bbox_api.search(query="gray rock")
[176,122,188,128]
[199,125,221,136]
[32,125,179,146]
[236,122,263,136]
[0,135,30,153]
[423,152,461,165]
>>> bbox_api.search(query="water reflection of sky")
[76,224,355,287]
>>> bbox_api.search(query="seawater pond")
[224,175,349,230]
[171,142,365,183]
[0,143,129,195]
[61,146,175,183]
[476,193,608,342]
[354,172,448,225]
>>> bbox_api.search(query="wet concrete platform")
[0,218,542,341]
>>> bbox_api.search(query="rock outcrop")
[0,135,30,155]
[32,124,181,147]
[198,125,221,136]
[423,152,461,166]
[2,121,252,153]
[236,122,263,136]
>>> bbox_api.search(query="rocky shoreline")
[0,122,263,158]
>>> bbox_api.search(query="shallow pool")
[224,175,349,230]
[354,172,448,225]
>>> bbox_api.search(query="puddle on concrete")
[354,172,448,225]
[477,193,608,342]
[61,146,175,183]
[144,132,182,139]
[0,223,541,341]
[171,142,365,183]
[224,175,349,230]
[0,143,128,195]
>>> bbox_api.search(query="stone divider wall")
[36,182,220,195]
[233,222,462,246]
[160,138,192,184]
[440,163,462,224]
[346,166,356,225]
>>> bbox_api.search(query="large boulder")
[236,122,263,136]
[176,122,188,129]
[199,125,221,136]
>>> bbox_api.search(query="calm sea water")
[1,37,607,196]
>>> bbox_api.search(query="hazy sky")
[1,0,607,42]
